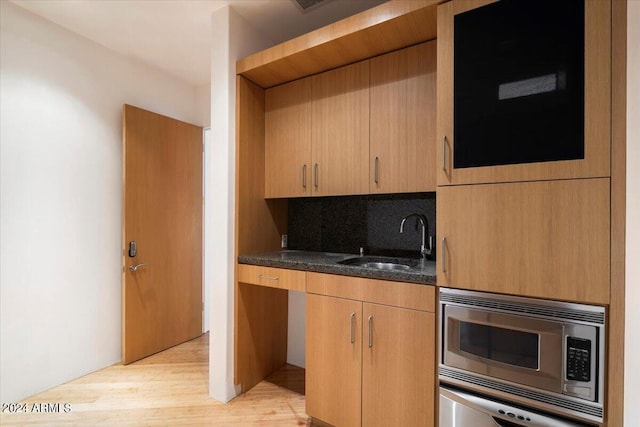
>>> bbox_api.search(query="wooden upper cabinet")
[265,77,312,198]
[436,178,610,304]
[436,0,611,186]
[370,41,437,194]
[312,61,370,196]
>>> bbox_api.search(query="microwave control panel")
[566,337,591,382]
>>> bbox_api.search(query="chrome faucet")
[400,213,433,259]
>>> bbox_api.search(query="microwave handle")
[439,385,586,427]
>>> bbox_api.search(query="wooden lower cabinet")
[306,294,362,427]
[362,303,434,427]
[306,293,435,427]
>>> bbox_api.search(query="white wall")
[207,5,275,403]
[624,2,640,425]
[0,2,204,403]
[197,84,212,128]
[287,291,306,368]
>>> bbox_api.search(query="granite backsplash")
[287,193,436,259]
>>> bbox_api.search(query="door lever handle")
[129,263,148,272]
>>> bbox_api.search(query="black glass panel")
[453,0,585,169]
[459,321,539,369]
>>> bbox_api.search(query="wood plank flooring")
[1,334,310,426]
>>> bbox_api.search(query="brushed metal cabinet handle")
[442,237,447,273]
[442,135,447,172]
[258,274,279,281]
[368,315,373,348]
[374,157,380,184]
[314,163,319,188]
[350,312,356,344]
[302,164,307,188]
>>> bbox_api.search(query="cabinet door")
[370,41,436,194]
[436,0,610,186]
[265,77,312,198]
[306,294,362,427]
[312,61,370,196]
[436,178,610,304]
[362,303,435,427]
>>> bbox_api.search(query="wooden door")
[437,178,610,304]
[122,104,203,364]
[312,61,370,196]
[306,294,362,427]
[265,77,312,198]
[436,0,610,186]
[362,303,435,427]
[370,41,437,194]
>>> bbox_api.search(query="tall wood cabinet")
[435,0,613,304]
[370,41,437,194]
[306,273,435,427]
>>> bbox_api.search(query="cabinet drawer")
[237,264,305,291]
[306,272,435,312]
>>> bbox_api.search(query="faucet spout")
[400,213,432,259]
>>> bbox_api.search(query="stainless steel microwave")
[439,288,605,423]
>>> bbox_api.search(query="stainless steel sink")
[337,256,417,271]
[359,262,411,270]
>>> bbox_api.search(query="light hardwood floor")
[1,334,310,426]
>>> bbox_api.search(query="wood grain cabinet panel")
[265,42,440,199]
[436,0,611,186]
[370,41,437,194]
[306,273,436,427]
[306,272,435,312]
[362,303,435,427]
[312,61,370,196]
[306,294,362,427]
[436,178,610,304]
[237,264,305,291]
[265,78,312,198]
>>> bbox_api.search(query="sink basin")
[338,256,417,271]
[358,262,411,271]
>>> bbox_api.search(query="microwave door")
[443,305,563,393]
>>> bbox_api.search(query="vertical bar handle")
[442,237,447,273]
[442,135,447,172]
[350,312,356,344]
[368,315,373,348]
[374,157,380,184]
[302,164,307,188]
[314,163,319,188]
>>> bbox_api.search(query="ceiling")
[10,0,387,87]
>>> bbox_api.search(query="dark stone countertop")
[238,250,436,285]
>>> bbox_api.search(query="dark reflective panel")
[453,0,585,169]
